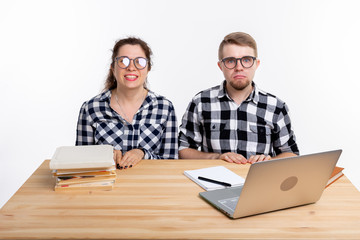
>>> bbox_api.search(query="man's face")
[218,44,260,92]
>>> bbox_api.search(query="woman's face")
[113,44,149,90]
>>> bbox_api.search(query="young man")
[178,32,299,164]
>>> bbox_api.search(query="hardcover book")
[50,145,114,170]
[326,166,344,188]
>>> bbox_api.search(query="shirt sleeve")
[143,102,179,159]
[75,102,95,145]
[178,99,204,151]
[272,103,299,155]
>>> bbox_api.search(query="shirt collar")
[217,81,228,99]
[142,89,157,108]
[99,90,112,102]
[99,88,157,105]
[217,80,260,104]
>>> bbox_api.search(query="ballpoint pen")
[198,176,232,187]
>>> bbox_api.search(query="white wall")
[1,0,359,208]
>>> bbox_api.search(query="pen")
[198,176,232,187]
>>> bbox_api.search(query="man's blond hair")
[218,32,258,60]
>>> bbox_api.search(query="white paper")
[184,166,245,191]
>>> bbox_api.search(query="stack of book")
[50,145,116,192]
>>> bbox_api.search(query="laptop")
[199,149,342,219]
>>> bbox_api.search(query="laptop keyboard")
[218,197,239,212]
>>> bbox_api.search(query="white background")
[1,0,359,208]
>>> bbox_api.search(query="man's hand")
[248,154,271,164]
[218,152,247,164]
[179,148,273,164]
[217,152,271,164]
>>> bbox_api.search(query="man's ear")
[255,59,260,70]
[217,61,223,71]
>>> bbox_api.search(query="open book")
[184,166,245,191]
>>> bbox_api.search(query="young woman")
[76,37,178,169]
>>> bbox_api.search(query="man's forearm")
[179,148,220,159]
[272,152,297,160]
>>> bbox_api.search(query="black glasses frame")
[115,56,148,70]
[221,56,257,69]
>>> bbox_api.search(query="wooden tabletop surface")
[1,159,360,239]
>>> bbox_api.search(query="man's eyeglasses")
[115,56,148,70]
[221,56,257,69]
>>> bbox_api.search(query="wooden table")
[1,159,360,239]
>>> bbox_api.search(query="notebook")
[199,149,342,219]
[184,166,245,191]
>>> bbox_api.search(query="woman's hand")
[114,149,123,169]
[114,149,144,169]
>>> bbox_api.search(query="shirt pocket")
[139,123,163,151]
[203,121,228,141]
[247,124,272,154]
[94,120,124,146]
[249,124,271,136]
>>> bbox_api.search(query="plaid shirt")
[179,81,299,158]
[76,90,178,159]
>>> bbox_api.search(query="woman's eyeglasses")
[115,56,148,70]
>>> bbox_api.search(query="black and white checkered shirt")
[76,90,178,159]
[179,81,299,158]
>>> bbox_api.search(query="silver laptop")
[199,149,342,219]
